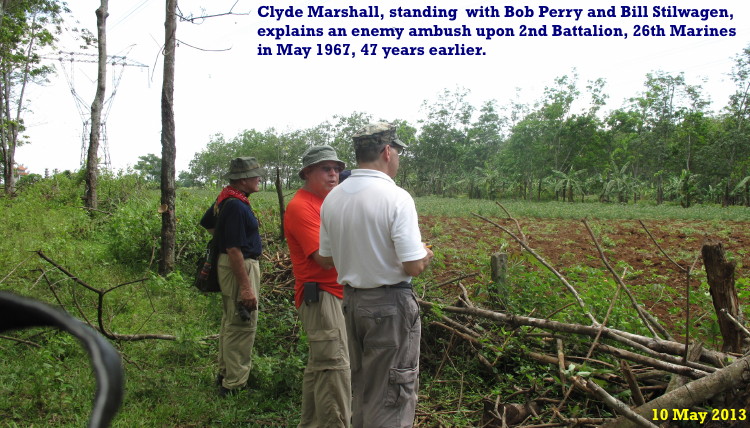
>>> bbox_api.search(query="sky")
[16,0,750,176]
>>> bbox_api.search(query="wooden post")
[701,240,742,353]
[490,252,507,286]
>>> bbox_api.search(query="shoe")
[218,381,250,398]
[218,385,238,398]
[215,373,224,387]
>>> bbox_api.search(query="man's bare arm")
[227,247,257,310]
[402,245,434,277]
[315,253,335,270]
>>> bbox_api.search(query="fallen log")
[600,354,750,428]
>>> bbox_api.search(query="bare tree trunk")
[84,1,108,210]
[701,240,742,353]
[275,167,285,241]
[159,0,177,275]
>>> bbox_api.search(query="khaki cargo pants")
[297,290,351,427]
[343,285,421,428]
[217,254,260,390]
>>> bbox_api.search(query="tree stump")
[490,252,507,285]
[701,240,742,353]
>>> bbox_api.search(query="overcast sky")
[17,0,750,175]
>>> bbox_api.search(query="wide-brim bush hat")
[299,145,345,179]
[223,157,265,180]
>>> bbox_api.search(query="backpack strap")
[212,197,237,245]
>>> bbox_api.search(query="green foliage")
[1,172,748,426]
[1,0,68,194]
[174,43,750,207]
[132,153,162,182]
[105,194,161,266]
[415,196,750,221]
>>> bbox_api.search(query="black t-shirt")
[200,198,262,259]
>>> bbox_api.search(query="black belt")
[246,254,260,260]
[384,281,412,289]
[345,281,412,290]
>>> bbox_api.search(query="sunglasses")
[380,143,404,155]
[318,165,343,173]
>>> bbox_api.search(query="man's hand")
[227,246,258,311]
[403,243,434,277]
[239,287,258,311]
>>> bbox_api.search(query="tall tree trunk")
[2,12,38,195]
[84,1,108,210]
[275,168,285,241]
[159,0,177,275]
[656,175,664,205]
[0,71,13,194]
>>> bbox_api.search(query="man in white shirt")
[319,122,434,428]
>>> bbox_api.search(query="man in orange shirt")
[284,145,351,427]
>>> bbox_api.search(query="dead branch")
[0,334,42,348]
[638,220,689,273]
[418,298,720,377]
[525,351,624,386]
[593,343,709,379]
[600,354,750,428]
[620,360,646,406]
[35,250,176,342]
[0,252,35,285]
[720,309,750,339]
[79,206,112,215]
[604,329,728,368]
[570,376,658,428]
[495,202,528,244]
[472,212,598,325]
[640,220,702,360]
[583,219,664,339]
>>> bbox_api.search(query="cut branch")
[472,212,598,325]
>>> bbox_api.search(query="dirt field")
[420,215,750,342]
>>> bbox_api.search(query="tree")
[0,0,65,195]
[627,71,703,204]
[413,87,474,195]
[158,3,248,274]
[159,0,177,275]
[83,0,108,209]
[133,153,161,182]
[714,44,750,205]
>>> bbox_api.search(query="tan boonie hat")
[299,145,345,179]
[352,122,407,150]
[223,157,265,180]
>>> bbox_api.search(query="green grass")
[415,196,750,221]
[1,175,748,426]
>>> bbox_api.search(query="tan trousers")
[217,254,260,390]
[298,290,351,427]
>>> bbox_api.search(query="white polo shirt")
[319,169,427,289]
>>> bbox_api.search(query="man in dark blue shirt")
[200,157,264,397]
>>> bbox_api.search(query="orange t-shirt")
[284,189,342,308]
